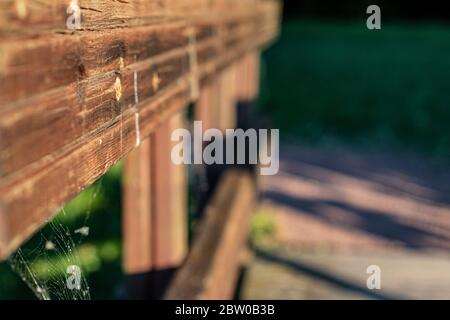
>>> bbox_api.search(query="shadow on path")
[264,191,450,250]
[255,249,405,300]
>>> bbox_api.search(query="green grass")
[260,19,450,156]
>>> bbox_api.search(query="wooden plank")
[0,0,276,37]
[123,138,153,274]
[218,66,238,131]
[123,112,188,274]
[195,64,239,128]
[165,169,256,300]
[0,1,280,260]
[0,12,278,178]
[195,84,214,131]
[0,20,222,103]
[122,112,187,297]
[203,66,238,133]
[0,83,189,260]
[235,51,261,102]
[207,77,223,132]
[151,112,188,269]
[0,2,279,103]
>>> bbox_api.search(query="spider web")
[8,177,104,300]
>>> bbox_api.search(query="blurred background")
[2,0,450,299]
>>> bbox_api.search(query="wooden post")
[196,66,238,133]
[195,83,214,131]
[123,138,153,275]
[194,66,239,212]
[218,66,238,131]
[151,112,188,270]
[122,111,188,298]
[236,52,260,102]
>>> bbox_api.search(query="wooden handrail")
[0,0,281,264]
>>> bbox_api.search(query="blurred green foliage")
[260,19,450,156]
[249,209,276,247]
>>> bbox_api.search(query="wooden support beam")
[0,84,189,260]
[165,169,256,300]
[195,83,214,131]
[195,65,238,133]
[0,0,279,37]
[122,112,188,298]
[151,112,188,270]
[123,138,153,274]
[0,0,281,260]
[218,66,238,131]
[235,51,261,102]
[0,17,276,177]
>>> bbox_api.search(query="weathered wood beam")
[122,111,188,299]
[235,52,261,102]
[0,12,278,177]
[0,81,187,260]
[150,112,188,270]
[0,0,281,260]
[0,0,277,37]
[123,138,153,274]
[122,112,188,298]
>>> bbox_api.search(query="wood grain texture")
[150,112,188,270]
[218,65,238,131]
[0,10,278,177]
[0,0,281,260]
[123,138,153,274]
[0,0,274,37]
[165,169,256,300]
[0,83,190,260]
[235,51,261,102]
[123,112,188,275]
[199,66,238,133]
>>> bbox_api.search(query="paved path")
[242,144,450,299]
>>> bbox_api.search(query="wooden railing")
[0,0,281,299]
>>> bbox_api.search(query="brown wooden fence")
[0,0,281,299]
